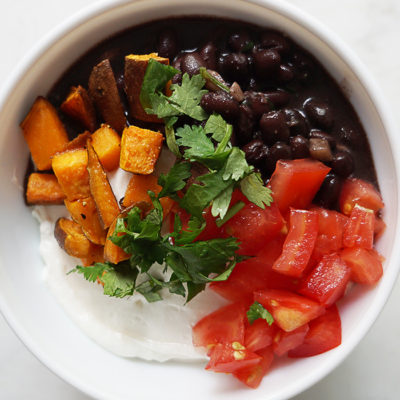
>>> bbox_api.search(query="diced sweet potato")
[120,126,163,174]
[87,140,120,228]
[64,196,106,245]
[91,124,121,171]
[63,131,92,151]
[52,148,90,200]
[124,53,169,123]
[20,96,69,170]
[80,245,105,267]
[104,215,130,264]
[60,85,97,132]
[26,173,65,205]
[54,217,104,262]
[88,59,126,133]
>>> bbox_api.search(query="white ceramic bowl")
[0,1,399,399]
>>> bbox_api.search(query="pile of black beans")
[156,27,357,210]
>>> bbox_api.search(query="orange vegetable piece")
[104,216,130,264]
[63,131,92,151]
[60,85,97,132]
[120,126,163,174]
[26,173,65,205]
[91,124,121,171]
[64,196,106,246]
[52,148,90,200]
[87,140,120,228]
[124,53,169,123]
[20,96,69,170]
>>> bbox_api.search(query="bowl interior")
[0,1,398,399]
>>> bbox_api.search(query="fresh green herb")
[164,124,181,157]
[240,173,273,209]
[247,301,274,325]
[157,162,191,199]
[204,113,231,142]
[199,67,230,93]
[215,200,245,227]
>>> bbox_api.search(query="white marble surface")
[1,0,400,399]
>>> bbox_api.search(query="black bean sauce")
[47,16,378,210]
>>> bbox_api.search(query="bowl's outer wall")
[0,1,399,399]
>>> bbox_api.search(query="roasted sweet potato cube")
[91,124,121,171]
[63,131,92,151]
[80,245,105,267]
[60,85,97,132]
[20,96,69,170]
[124,53,169,123]
[54,217,104,262]
[120,126,163,174]
[26,173,65,205]
[104,216,130,264]
[87,140,120,228]
[64,196,106,245]
[52,148,90,200]
[88,59,126,133]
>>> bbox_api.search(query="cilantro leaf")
[158,162,191,198]
[101,262,138,298]
[240,173,273,209]
[223,147,252,181]
[171,214,206,245]
[211,184,234,219]
[135,279,163,302]
[247,301,274,325]
[176,125,215,159]
[204,113,230,142]
[164,124,181,156]
[69,263,110,282]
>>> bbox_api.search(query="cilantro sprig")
[247,302,274,325]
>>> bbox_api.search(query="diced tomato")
[339,178,384,215]
[340,247,383,285]
[244,319,277,352]
[192,303,246,348]
[206,342,262,373]
[269,159,330,214]
[223,200,285,255]
[273,324,309,356]
[299,253,351,306]
[254,289,325,332]
[233,346,274,389]
[374,216,386,241]
[272,209,318,277]
[343,205,375,249]
[288,305,341,357]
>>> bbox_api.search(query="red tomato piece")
[339,178,384,216]
[374,216,386,241]
[272,209,318,277]
[223,200,284,255]
[192,303,246,348]
[340,247,384,285]
[244,319,277,352]
[269,159,330,214]
[343,205,375,249]
[206,342,262,373]
[254,289,325,332]
[299,253,351,306]
[234,346,274,389]
[288,305,341,358]
[273,324,309,356]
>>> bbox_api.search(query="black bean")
[204,69,228,92]
[260,110,290,145]
[200,42,217,70]
[278,64,295,82]
[290,135,309,158]
[172,56,182,70]
[265,141,292,173]
[157,28,178,59]
[283,108,309,136]
[180,52,206,76]
[253,48,281,77]
[248,78,259,91]
[201,91,240,121]
[244,91,274,117]
[236,104,255,144]
[260,31,290,55]
[264,90,290,108]
[228,30,253,52]
[315,173,342,209]
[304,98,334,129]
[331,151,354,178]
[309,130,336,150]
[291,52,315,81]
[218,53,249,82]
[338,125,361,148]
[242,139,269,165]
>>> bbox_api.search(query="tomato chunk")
[233,346,274,388]
[269,159,330,214]
[192,303,246,347]
[206,342,262,373]
[273,324,309,356]
[340,247,383,285]
[254,289,325,332]
[244,319,277,352]
[288,305,341,357]
[272,209,318,277]
[299,253,351,306]
[343,205,375,249]
[339,178,384,215]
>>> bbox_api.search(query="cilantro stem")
[199,67,230,93]
[165,124,181,157]
[215,124,232,154]
[215,201,245,227]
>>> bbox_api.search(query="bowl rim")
[1,0,399,399]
